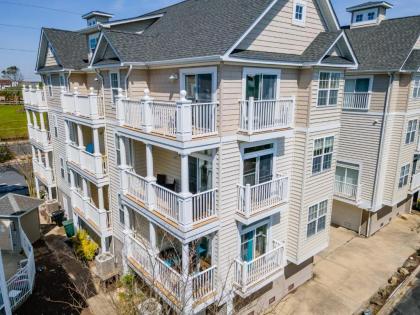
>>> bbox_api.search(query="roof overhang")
[346,1,393,12]
[82,11,114,19]
[35,29,63,73]
[105,14,163,27]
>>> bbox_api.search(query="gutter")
[124,65,133,98]
[369,72,394,235]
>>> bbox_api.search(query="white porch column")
[37,149,42,165]
[31,146,36,161]
[44,152,50,169]
[64,121,70,144]
[93,128,100,155]
[119,136,127,167]
[149,222,157,252]
[82,178,89,199]
[123,205,131,231]
[26,110,32,126]
[77,124,84,149]
[100,236,107,253]
[35,176,40,199]
[39,112,46,130]
[98,187,105,210]
[145,144,154,180]
[181,242,193,314]
[32,111,38,128]
[69,169,75,189]
[176,90,192,141]
[179,153,193,229]
[0,252,12,315]
[47,186,53,200]
[180,153,189,194]
[141,89,154,133]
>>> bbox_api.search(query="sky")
[0,0,419,81]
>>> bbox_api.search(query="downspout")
[66,70,72,91]
[369,72,394,236]
[124,65,133,98]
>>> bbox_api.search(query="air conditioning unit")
[95,252,116,280]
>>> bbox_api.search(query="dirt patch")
[16,240,88,315]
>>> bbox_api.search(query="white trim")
[105,14,164,27]
[292,0,307,27]
[241,67,281,100]
[222,0,279,58]
[294,121,341,133]
[109,70,121,107]
[324,0,341,30]
[305,199,328,239]
[311,134,335,175]
[179,66,218,102]
[315,70,342,108]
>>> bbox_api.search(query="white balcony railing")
[125,233,217,307]
[61,87,103,119]
[334,181,360,201]
[67,144,107,177]
[22,86,47,110]
[239,97,295,134]
[122,170,217,229]
[234,240,284,292]
[343,92,371,110]
[33,160,54,185]
[411,173,420,192]
[117,89,218,141]
[71,190,110,232]
[28,125,51,147]
[237,176,288,217]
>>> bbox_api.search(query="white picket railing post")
[115,88,125,125]
[176,90,192,141]
[247,97,255,133]
[179,195,193,231]
[88,87,99,118]
[241,261,248,289]
[244,184,251,217]
[141,89,154,133]
[121,169,129,195]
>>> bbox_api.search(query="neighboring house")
[0,80,12,90]
[331,2,420,237]
[22,0,419,314]
[0,193,40,314]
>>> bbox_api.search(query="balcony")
[28,125,51,150]
[122,170,217,233]
[67,143,108,178]
[233,240,285,296]
[71,189,110,234]
[125,233,217,312]
[236,176,288,224]
[61,87,104,121]
[334,181,361,202]
[22,86,47,111]
[116,89,218,142]
[343,92,371,111]
[33,160,55,186]
[239,97,294,138]
[410,173,420,193]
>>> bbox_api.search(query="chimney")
[346,1,393,29]
[82,11,114,27]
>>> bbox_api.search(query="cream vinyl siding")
[331,200,361,233]
[45,46,58,67]
[238,0,327,55]
[408,74,420,111]
[295,69,312,127]
[149,68,182,101]
[127,69,148,99]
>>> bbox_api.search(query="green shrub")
[0,145,14,163]
[72,229,99,261]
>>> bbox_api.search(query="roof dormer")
[82,11,114,27]
[347,1,393,28]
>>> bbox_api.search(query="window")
[241,223,268,262]
[46,75,53,97]
[189,150,213,194]
[355,14,363,22]
[59,74,67,91]
[292,1,306,25]
[119,207,125,225]
[68,121,78,145]
[307,200,328,237]
[413,76,420,98]
[317,72,340,106]
[295,4,303,20]
[335,164,360,198]
[312,136,334,174]
[242,142,275,186]
[180,67,217,103]
[246,73,278,100]
[399,164,410,188]
[115,135,134,168]
[60,157,65,179]
[367,12,375,20]
[87,18,97,26]
[53,115,58,138]
[109,71,120,105]
[405,120,418,144]
[89,35,99,53]
[115,134,121,166]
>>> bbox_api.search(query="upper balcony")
[22,86,47,111]
[28,125,52,151]
[238,97,294,141]
[233,239,285,297]
[410,172,420,194]
[116,89,218,145]
[61,87,104,124]
[334,180,361,203]
[33,159,55,187]
[67,143,108,180]
[342,92,371,111]
[236,175,289,224]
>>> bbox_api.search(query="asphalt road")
[391,274,420,315]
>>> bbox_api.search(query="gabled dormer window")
[292,1,306,26]
[355,14,363,22]
[368,12,376,20]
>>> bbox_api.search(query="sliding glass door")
[240,224,268,262]
[246,73,277,100]
[185,73,213,103]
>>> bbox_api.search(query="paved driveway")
[273,213,420,315]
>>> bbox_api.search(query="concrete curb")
[376,263,420,315]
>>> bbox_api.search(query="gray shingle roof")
[0,193,42,216]
[345,16,420,71]
[42,28,89,70]
[95,0,273,64]
[402,50,420,71]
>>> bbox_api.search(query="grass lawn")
[0,104,28,140]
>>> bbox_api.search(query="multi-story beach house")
[331,2,420,237]
[23,0,412,313]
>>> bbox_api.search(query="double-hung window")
[318,72,340,106]
[110,71,120,106]
[312,136,334,174]
[405,120,418,144]
[399,164,410,188]
[413,76,420,98]
[60,157,65,179]
[293,1,306,25]
[307,200,328,237]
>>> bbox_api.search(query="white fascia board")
[88,32,105,68]
[222,56,303,67]
[324,0,340,30]
[34,29,45,72]
[105,14,164,27]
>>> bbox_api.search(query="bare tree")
[1,66,24,84]
[10,143,36,197]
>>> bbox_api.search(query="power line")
[0,1,81,15]
[0,23,39,30]
[0,47,36,53]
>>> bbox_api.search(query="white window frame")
[307,199,328,238]
[316,71,341,107]
[398,164,410,188]
[59,74,68,91]
[46,74,53,97]
[405,119,418,144]
[352,8,379,25]
[292,0,306,26]
[239,140,277,186]
[238,218,273,260]
[242,67,281,100]
[109,70,120,107]
[344,76,373,110]
[312,136,334,175]
[412,76,420,99]
[180,66,218,102]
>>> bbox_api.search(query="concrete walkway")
[274,213,420,315]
